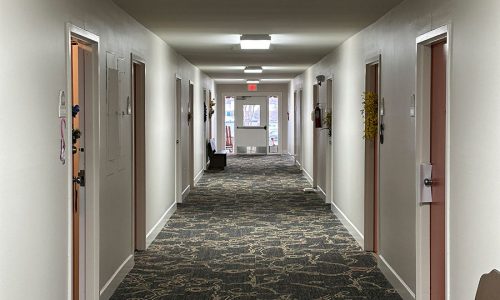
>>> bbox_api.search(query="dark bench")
[476,270,500,300]
[207,139,228,170]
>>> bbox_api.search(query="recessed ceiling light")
[246,80,260,84]
[240,34,271,50]
[244,66,263,74]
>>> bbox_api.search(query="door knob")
[73,170,85,187]
[424,178,433,187]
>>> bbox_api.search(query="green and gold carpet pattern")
[111,155,401,299]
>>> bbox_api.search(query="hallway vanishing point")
[112,156,401,299]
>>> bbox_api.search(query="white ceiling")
[113,0,403,82]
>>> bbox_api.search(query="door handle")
[73,170,85,187]
[420,163,433,203]
[424,178,433,187]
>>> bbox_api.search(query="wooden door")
[365,62,380,253]
[71,42,86,300]
[295,91,303,165]
[312,84,319,188]
[133,62,146,251]
[372,64,379,254]
[430,41,447,300]
[189,83,194,186]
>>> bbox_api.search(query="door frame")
[66,24,100,300]
[175,76,182,204]
[363,54,381,253]
[203,89,209,169]
[326,78,334,204]
[312,84,320,189]
[131,54,147,251]
[188,81,195,188]
[221,92,283,155]
[415,25,451,300]
[294,89,303,169]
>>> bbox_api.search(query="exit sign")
[248,84,258,91]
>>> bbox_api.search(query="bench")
[476,270,500,300]
[207,139,228,170]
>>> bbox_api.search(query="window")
[243,105,261,126]
[225,97,235,152]
[268,96,279,152]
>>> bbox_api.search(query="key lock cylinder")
[72,105,85,187]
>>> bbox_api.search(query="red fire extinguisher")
[314,104,322,128]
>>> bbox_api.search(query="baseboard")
[146,202,177,248]
[330,202,364,248]
[181,185,190,202]
[99,255,134,300]
[302,168,313,186]
[296,159,302,169]
[194,168,204,185]
[378,255,416,300]
[317,185,326,200]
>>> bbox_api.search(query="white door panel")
[235,97,268,154]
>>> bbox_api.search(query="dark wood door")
[430,41,447,300]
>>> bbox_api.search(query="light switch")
[410,94,416,117]
[58,90,67,118]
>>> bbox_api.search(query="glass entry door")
[235,96,268,154]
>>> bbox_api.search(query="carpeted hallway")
[111,155,401,299]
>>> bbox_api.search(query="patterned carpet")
[111,155,401,299]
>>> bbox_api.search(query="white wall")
[177,56,215,195]
[0,0,213,299]
[449,0,500,298]
[292,0,500,298]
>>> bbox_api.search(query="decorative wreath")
[362,92,378,140]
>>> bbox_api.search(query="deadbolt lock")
[73,170,85,187]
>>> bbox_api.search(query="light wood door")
[71,43,86,300]
[430,41,447,300]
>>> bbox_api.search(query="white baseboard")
[296,159,302,170]
[378,255,416,300]
[317,185,326,200]
[303,168,313,186]
[330,202,364,248]
[194,168,204,185]
[181,185,190,202]
[146,202,177,248]
[99,255,134,300]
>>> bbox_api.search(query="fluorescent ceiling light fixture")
[213,79,245,82]
[261,78,293,81]
[244,66,263,74]
[246,80,260,84]
[240,34,271,50]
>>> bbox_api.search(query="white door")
[235,96,268,154]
